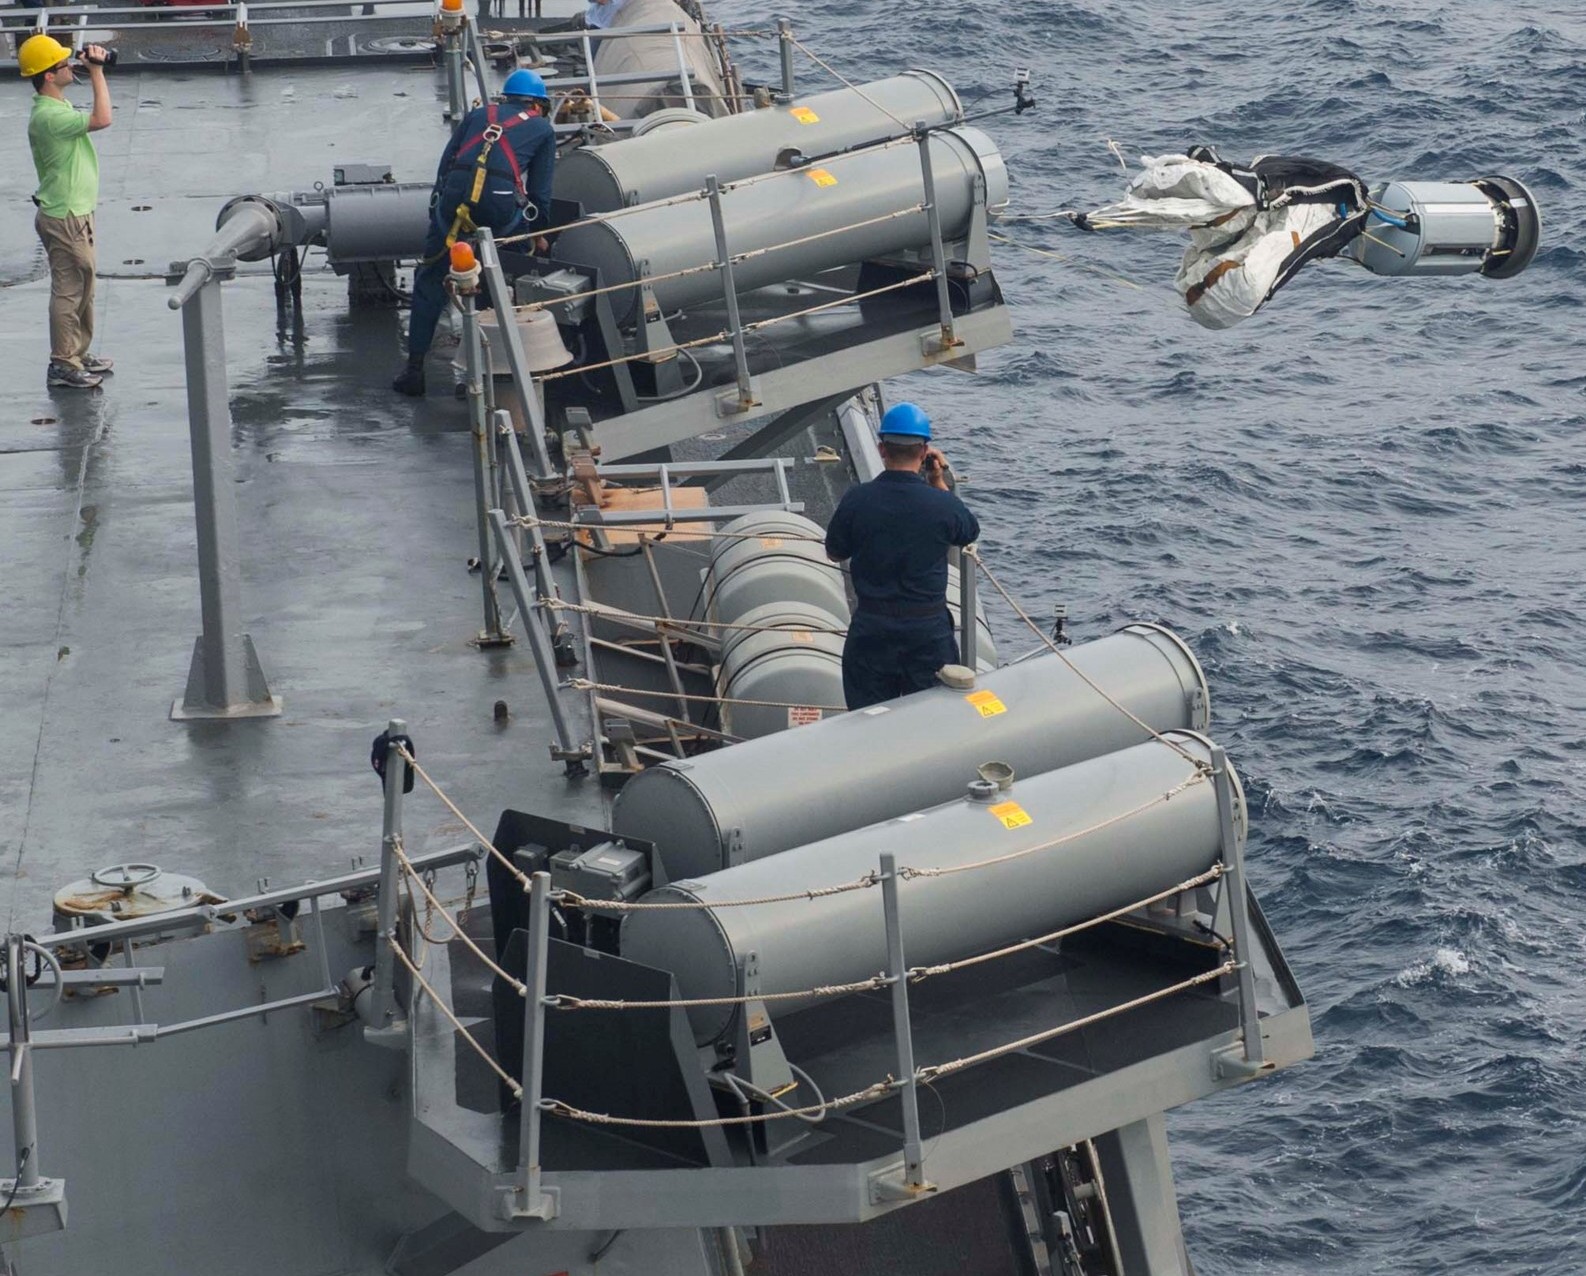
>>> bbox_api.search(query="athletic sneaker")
[47,362,103,390]
[82,354,114,375]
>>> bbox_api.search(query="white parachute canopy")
[1077,149,1368,329]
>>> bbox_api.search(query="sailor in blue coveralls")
[393,69,557,397]
[825,403,980,710]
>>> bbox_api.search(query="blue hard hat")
[502,68,548,99]
[879,402,932,441]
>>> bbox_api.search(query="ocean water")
[716,2,1586,1272]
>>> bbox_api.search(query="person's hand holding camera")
[77,44,114,70]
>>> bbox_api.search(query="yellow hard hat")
[19,34,73,79]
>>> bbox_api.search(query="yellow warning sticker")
[988,801,1032,830]
[807,168,838,187]
[789,628,814,644]
[790,106,821,124]
[759,536,784,548]
[965,689,1007,718]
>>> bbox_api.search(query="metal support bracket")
[0,1175,67,1240]
[497,1180,560,1222]
[168,265,280,721]
[1213,1040,1274,1080]
[868,1160,938,1204]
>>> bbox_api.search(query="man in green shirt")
[20,35,114,389]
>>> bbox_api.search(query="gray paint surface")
[612,624,1211,880]
[554,70,962,213]
[553,126,1009,325]
[622,730,1239,1043]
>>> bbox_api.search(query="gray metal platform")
[0,61,598,933]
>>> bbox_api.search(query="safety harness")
[429,103,540,261]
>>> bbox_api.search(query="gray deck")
[0,58,607,933]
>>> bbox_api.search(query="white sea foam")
[1395,947,1472,987]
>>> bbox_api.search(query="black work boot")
[391,362,426,397]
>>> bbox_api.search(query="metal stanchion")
[488,510,588,776]
[915,120,959,352]
[170,267,281,720]
[776,18,794,100]
[1212,743,1268,1074]
[366,720,408,1043]
[707,175,756,412]
[957,545,979,670]
[477,230,556,481]
[512,871,558,1218]
[876,851,933,1197]
[459,289,512,647]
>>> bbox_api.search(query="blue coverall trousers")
[841,610,960,711]
[405,182,521,365]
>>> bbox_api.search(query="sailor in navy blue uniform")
[825,402,980,710]
[393,69,557,397]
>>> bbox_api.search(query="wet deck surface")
[0,51,608,929]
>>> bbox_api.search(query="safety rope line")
[514,515,825,546]
[788,35,911,132]
[917,961,1238,1082]
[540,958,1240,1128]
[498,188,716,247]
[550,972,889,1011]
[534,269,933,383]
[538,326,732,381]
[555,871,878,913]
[907,865,1225,981]
[393,840,528,998]
[507,205,923,318]
[395,744,534,897]
[543,597,846,638]
[899,766,1207,881]
[495,135,919,251]
[567,677,845,713]
[388,936,524,1101]
[741,270,933,333]
[986,230,1143,290]
[968,550,1211,774]
[542,1079,895,1128]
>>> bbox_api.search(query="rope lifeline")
[396,744,535,896]
[515,514,825,545]
[898,766,1207,881]
[389,936,524,1101]
[567,677,845,713]
[544,597,846,638]
[918,960,1238,1082]
[907,864,1225,981]
[970,550,1210,774]
[393,841,527,997]
[543,1079,895,1129]
[554,872,878,913]
[550,972,888,1012]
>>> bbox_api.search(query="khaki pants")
[35,211,96,369]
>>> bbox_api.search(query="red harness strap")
[454,103,536,196]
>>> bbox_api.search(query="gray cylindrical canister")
[611,623,1210,881]
[1346,177,1540,279]
[621,731,1238,1045]
[323,182,435,264]
[554,71,963,214]
[553,125,1008,326]
[717,602,846,740]
[706,511,849,627]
